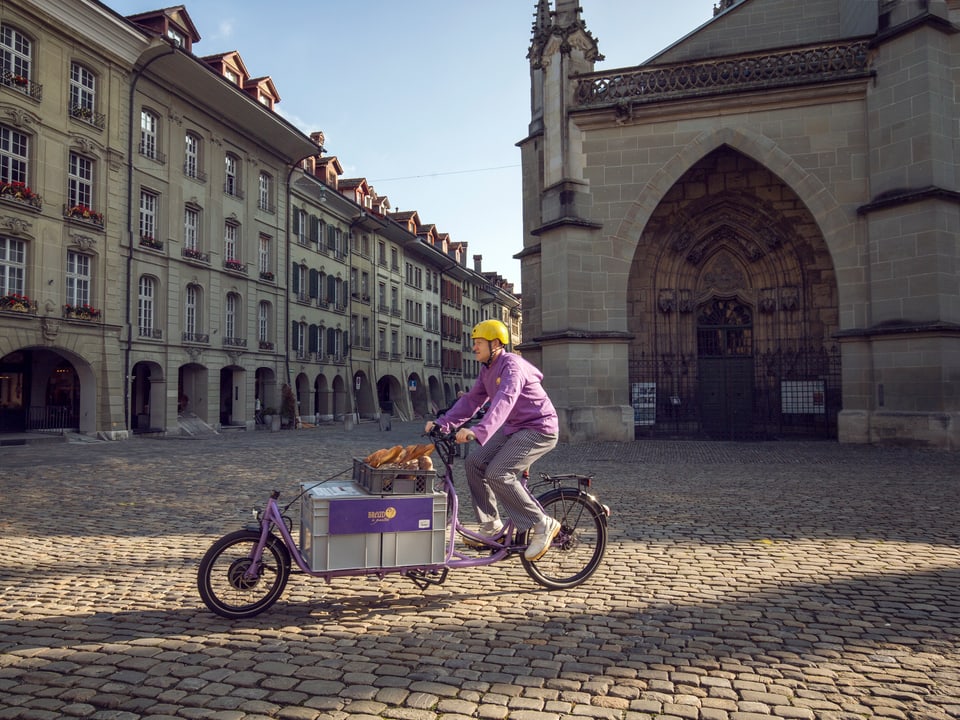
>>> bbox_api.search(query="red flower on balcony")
[66,204,103,225]
[64,302,101,319]
[0,180,40,202]
[0,292,32,311]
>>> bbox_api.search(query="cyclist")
[425,319,560,561]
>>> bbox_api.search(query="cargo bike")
[197,424,610,619]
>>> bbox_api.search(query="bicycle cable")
[282,465,353,513]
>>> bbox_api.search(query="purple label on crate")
[328,496,435,535]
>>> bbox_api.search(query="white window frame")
[224,222,238,261]
[68,152,93,210]
[295,209,308,245]
[184,206,199,251]
[0,25,31,82]
[66,250,90,307]
[139,110,158,159]
[184,132,200,179]
[258,301,269,343]
[224,154,238,196]
[185,284,199,336]
[225,292,237,339]
[138,275,155,335]
[0,236,25,297]
[139,190,157,240]
[294,322,305,353]
[69,63,95,115]
[258,234,270,275]
[258,172,271,210]
[0,124,28,184]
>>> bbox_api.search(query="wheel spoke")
[520,490,607,589]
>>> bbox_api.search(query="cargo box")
[300,480,447,572]
[353,457,436,494]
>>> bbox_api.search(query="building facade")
[520,0,960,448]
[0,0,519,439]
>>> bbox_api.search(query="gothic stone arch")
[628,146,841,438]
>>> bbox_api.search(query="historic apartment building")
[0,0,519,438]
[521,0,960,448]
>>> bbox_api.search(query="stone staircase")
[177,412,219,437]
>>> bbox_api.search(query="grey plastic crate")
[300,480,447,572]
[353,457,436,494]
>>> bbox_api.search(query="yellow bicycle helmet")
[472,319,509,346]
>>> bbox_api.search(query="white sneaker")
[524,516,561,561]
[461,519,505,548]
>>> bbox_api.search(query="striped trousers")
[464,428,558,532]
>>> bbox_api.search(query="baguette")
[394,444,417,465]
[380,445,404,465]
[364,448,390,467]
[405,443,435,462]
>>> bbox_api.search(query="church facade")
[520,0,960,449]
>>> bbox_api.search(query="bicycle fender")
[536,486,609,526]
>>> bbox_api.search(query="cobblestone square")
[2,424,959,719]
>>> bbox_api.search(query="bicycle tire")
[519,488,607,589]
[197,529,291,619]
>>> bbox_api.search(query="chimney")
[473,254,483,273]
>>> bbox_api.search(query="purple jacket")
[438,351,558,445]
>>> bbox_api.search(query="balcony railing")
[224,259,247,274]
[138,144,166,164]
[69,105,105,130]
[259,340,275,351]
[182,246,210,263]
[1,70,42,100]
[184,163,207,183]
[223,336,247,347]
[0,181,42,211]
[63,204,104,228]
[259,270,275,282]
[224,182,244,199]
[63,305,101,321]
[138,327,162,339]
[139,236,164,251]
[182,332,209,344]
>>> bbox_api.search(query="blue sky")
[105,1,717,291]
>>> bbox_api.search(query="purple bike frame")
[243,460,539,583]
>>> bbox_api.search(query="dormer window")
[224,69,238,84]
[167,28,185,47]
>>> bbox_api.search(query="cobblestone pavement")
[2,422,960,720]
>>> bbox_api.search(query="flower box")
[0,181,42,209]
[140,236,163,250]
[64,304,101,320]
[0,293,34,313]
[182,247,209,261]
[65,204,103,226]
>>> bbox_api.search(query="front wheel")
[519,488,607,589]
[197,529,291,619]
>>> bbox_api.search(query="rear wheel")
[197,529,291,619]
[519,489,607,589]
